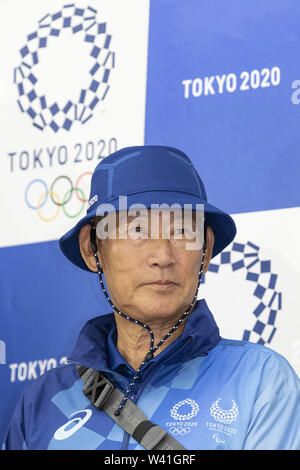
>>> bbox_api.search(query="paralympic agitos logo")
[13,4,115,132]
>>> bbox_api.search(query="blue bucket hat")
[59,145,237,271]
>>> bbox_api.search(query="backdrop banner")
[1,0,300,444]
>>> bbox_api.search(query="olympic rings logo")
[169,427,191,436]
[25,172,92,221]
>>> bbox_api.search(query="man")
[3,145,300,450]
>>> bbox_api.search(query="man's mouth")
[145,280,178,288]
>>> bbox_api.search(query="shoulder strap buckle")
[77,365,186,450]
[77,366,114,410]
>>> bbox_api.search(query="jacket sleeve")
[2,389,28,450]
[244,351,300,450]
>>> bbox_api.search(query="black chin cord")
[89,218,207,416]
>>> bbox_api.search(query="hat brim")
[59,191,237,271]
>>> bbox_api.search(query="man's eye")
[129,225,147,233]
[173,227,194,238]
[174,227,186,235]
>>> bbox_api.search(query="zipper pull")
[144,351,154,362]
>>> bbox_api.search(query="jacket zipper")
[120,337,193,450]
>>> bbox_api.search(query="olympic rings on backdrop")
[25,172,92,221]
[37,190,61,222]
[25,178,48,210]
[75,172,93,203]
[62,187,85,219]
[49,176,73,206]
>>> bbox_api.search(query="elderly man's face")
[81,209,214,323]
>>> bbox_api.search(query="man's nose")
[147,238,176,268]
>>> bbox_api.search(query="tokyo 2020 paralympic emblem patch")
[13,4,115,132]
[210,398,239,425]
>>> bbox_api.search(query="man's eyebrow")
[134,211,148,218]
[116,212,149,225]
[116,210,197,224]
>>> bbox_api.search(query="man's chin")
[134,299,188,324]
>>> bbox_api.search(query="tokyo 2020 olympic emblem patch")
[14,4,115,132]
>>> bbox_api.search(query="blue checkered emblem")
[13,4,115,132]
[204,240,282,345]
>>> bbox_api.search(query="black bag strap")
[77,365,186,450]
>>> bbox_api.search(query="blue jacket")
[2,299,300,450]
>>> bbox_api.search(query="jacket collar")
[68,298,221,372]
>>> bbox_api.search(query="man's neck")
[113,305,195,370]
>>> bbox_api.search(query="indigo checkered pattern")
[14,4,115,132]
[205,241,282,346]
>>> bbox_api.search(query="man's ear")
[203,225,214,274]
[79,224,101,272]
